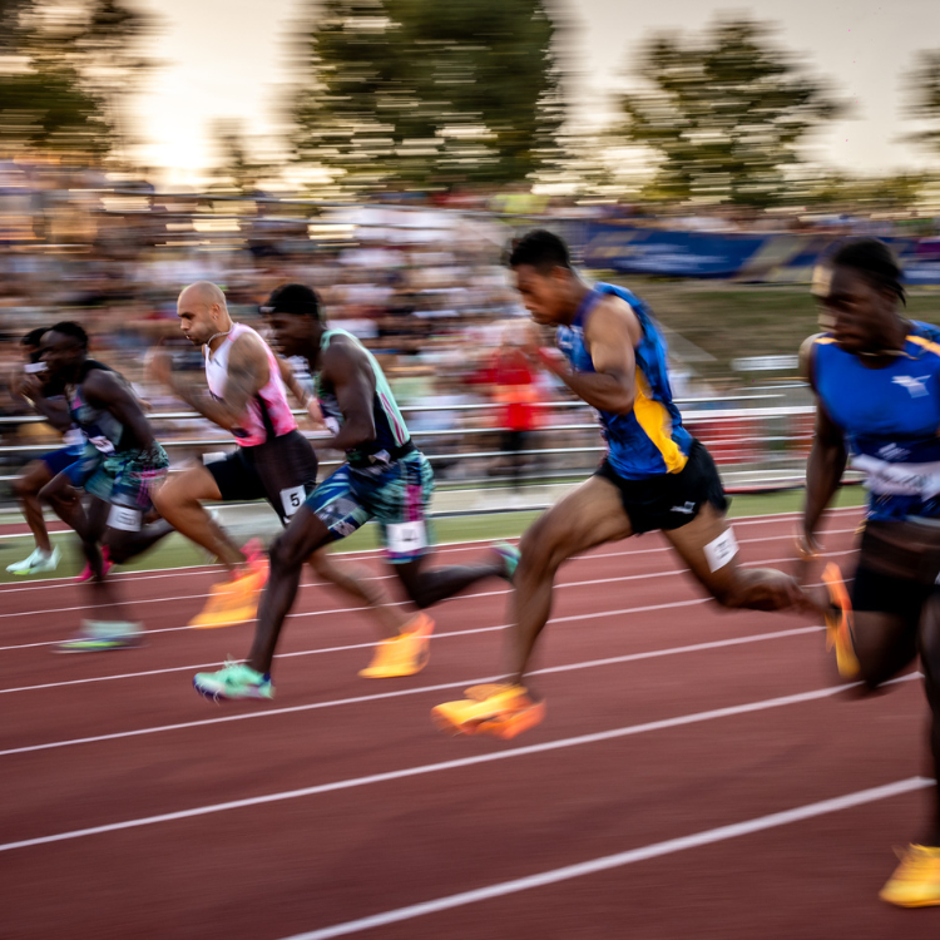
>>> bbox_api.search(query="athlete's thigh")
[20,458,53,490]
[273,504,334,566]
[851,567,923,681]
[522,474,633,568]
[153,462,223,505]
[661,501,741,595]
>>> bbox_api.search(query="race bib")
[280,485,306,518]
[704,527,738,572]
[108,504,142,532]
[386,521,427,555]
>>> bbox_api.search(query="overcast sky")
[132,0,940,185]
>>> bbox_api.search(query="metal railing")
[0,391,819,496]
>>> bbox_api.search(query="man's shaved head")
[178,280,228,311]
[176,281,232,347]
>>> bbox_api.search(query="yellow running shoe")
[879,844,940,907]
[821,562,861,679]
[188,564,268,629]
[431,683,545,739]
[358,613,435,678]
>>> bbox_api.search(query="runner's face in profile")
[39,331,83,380]
[513,264,567,325]
[263,312,309,359]
[813,264,898,355]
[176,296,218,346]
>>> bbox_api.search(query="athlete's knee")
[518,520,566,576]
[269,531,309,571]
[12,474,33,499]
[150,479,181,514]
[40,478,69,505]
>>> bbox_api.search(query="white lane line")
[0,595,711,694]
[0,506,864,594]
[3,675,917,853]
[0,545,858,653]
[0,677,907,852]
[0,625,830,753]
[277,775,935,940]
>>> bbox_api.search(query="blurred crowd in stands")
[0,163,597,487]
[2,161,924,490]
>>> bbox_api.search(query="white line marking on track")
[277,775,935,940]
[0,625,833,752]
[0,505,864,594]
[0,546,857,652]
[0,674,919,852]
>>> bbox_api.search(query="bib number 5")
[280,485,306,519]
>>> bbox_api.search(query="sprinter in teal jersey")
[432,230,821,739]
[193,284,517,700]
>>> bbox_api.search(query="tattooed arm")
[153,333,268,432]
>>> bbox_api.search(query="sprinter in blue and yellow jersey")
[432,229,820,739]
[432,231,820,738]
[799,238,940,908]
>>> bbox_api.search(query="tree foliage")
[905,50,940,165]
[615,18,841,207]
[0,0,157,163]
[290,0,565,190]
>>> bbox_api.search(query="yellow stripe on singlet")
[633,368,688,474]
[814,337,837,345]
[907,335,940,358]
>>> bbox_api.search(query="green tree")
[615,17,841,207]
[905,50,940,169]
[0,0,158,163]
[290,0,565,191]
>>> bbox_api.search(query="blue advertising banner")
[584,223,940,284]
[584,224,773,278]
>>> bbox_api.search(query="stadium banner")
[583,224,772,278]
[584,224,940,285]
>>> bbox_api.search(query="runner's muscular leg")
[307,548,406,639]
[13,460,53,553]
[663,502,815,613]
[247,506,335,674]
[507,475,633,684]
[41,470,91,539]
[393,550,508,611]
[918,595,940,845]
[151,464,244,569]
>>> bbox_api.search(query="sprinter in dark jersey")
[192,284,517,700]
[39,322,173,651]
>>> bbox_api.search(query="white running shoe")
[6,546,61,575]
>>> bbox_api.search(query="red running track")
[1,506,937,940]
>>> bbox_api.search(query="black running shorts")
[206,429,319,524]
[594,438,728,534]
[851,519,940,625]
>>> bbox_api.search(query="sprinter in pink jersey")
[148,281,407,637]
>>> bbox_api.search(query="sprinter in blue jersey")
[432,229,818,739]
[192,284,517,700]
[798,238,940,908]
